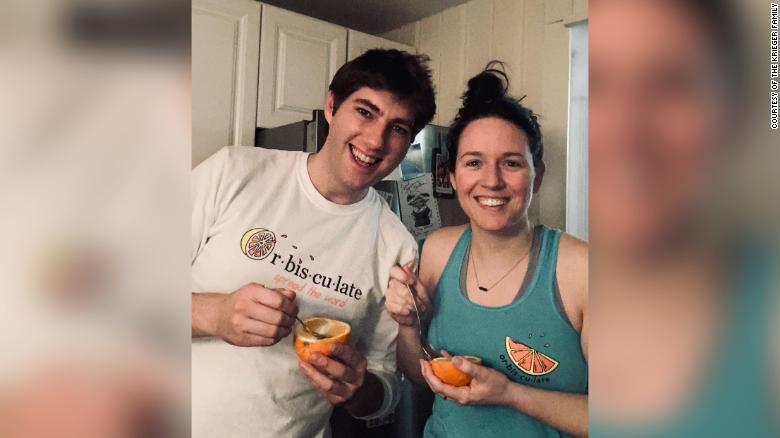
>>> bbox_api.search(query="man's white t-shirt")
[191,146,416,438]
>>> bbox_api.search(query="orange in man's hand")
[430,356,481,387]
[293,317,350,363]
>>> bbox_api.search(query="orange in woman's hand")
[431,356,481,387]
[293,317,350,363]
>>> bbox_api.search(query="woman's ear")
[532,161,546,194]
[448,170,457,192]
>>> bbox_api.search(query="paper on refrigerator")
[398,174,442,241]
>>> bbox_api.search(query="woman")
[385,64,588,437]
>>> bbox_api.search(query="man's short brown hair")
[329,49,436,135]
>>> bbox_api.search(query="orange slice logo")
[240,228,276,260]
[505,337,559,376]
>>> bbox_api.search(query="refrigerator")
[255,111,467,438]
[255,109,329,153]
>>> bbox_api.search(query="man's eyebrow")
[355,98,382,115]
[390,117,413,128]
[355,98,413,129]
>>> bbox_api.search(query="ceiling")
[259,0,469,34]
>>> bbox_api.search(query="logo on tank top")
[501,336,559,381]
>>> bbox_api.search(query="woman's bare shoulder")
[419,225,469,286]
[558,232,588,264]
[425,225,468,250]
[556,231,588,311]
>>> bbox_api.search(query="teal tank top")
[590,244,779,437]
[423,226,588,438]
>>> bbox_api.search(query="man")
[191,49,435,438]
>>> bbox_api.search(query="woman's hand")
[385,263,431,327]
[419,353,514,407]
[420,352,589,437]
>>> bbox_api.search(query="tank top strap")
[432,226,472,308]
[449,226,473,267]
[532,226,563,297]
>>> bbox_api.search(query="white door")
[347,30,416,60]
[257,4,347,128]
[192,0,260,167]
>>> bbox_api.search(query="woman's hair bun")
[462,61,509,107]
[448,60,543,173]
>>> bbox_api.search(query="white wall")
[566,21,589,241]
[382,0,587,230]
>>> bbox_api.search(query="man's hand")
[298,343,368,406]
[211,283,299,347]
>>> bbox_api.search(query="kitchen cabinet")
[347,30,415,61]
[193,2,425,154]
[411,5,470,127]
[192,0,260,167]
[257,4,347,128]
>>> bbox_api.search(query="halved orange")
[241,228,276,260]
[293,317,350,363]
[430,356,481,387]
[505,337,559,376]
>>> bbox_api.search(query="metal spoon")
[296,316,328,340]
[404,283,440,360]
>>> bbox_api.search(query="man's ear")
[532,161,545,193]
[324,91,335,124]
